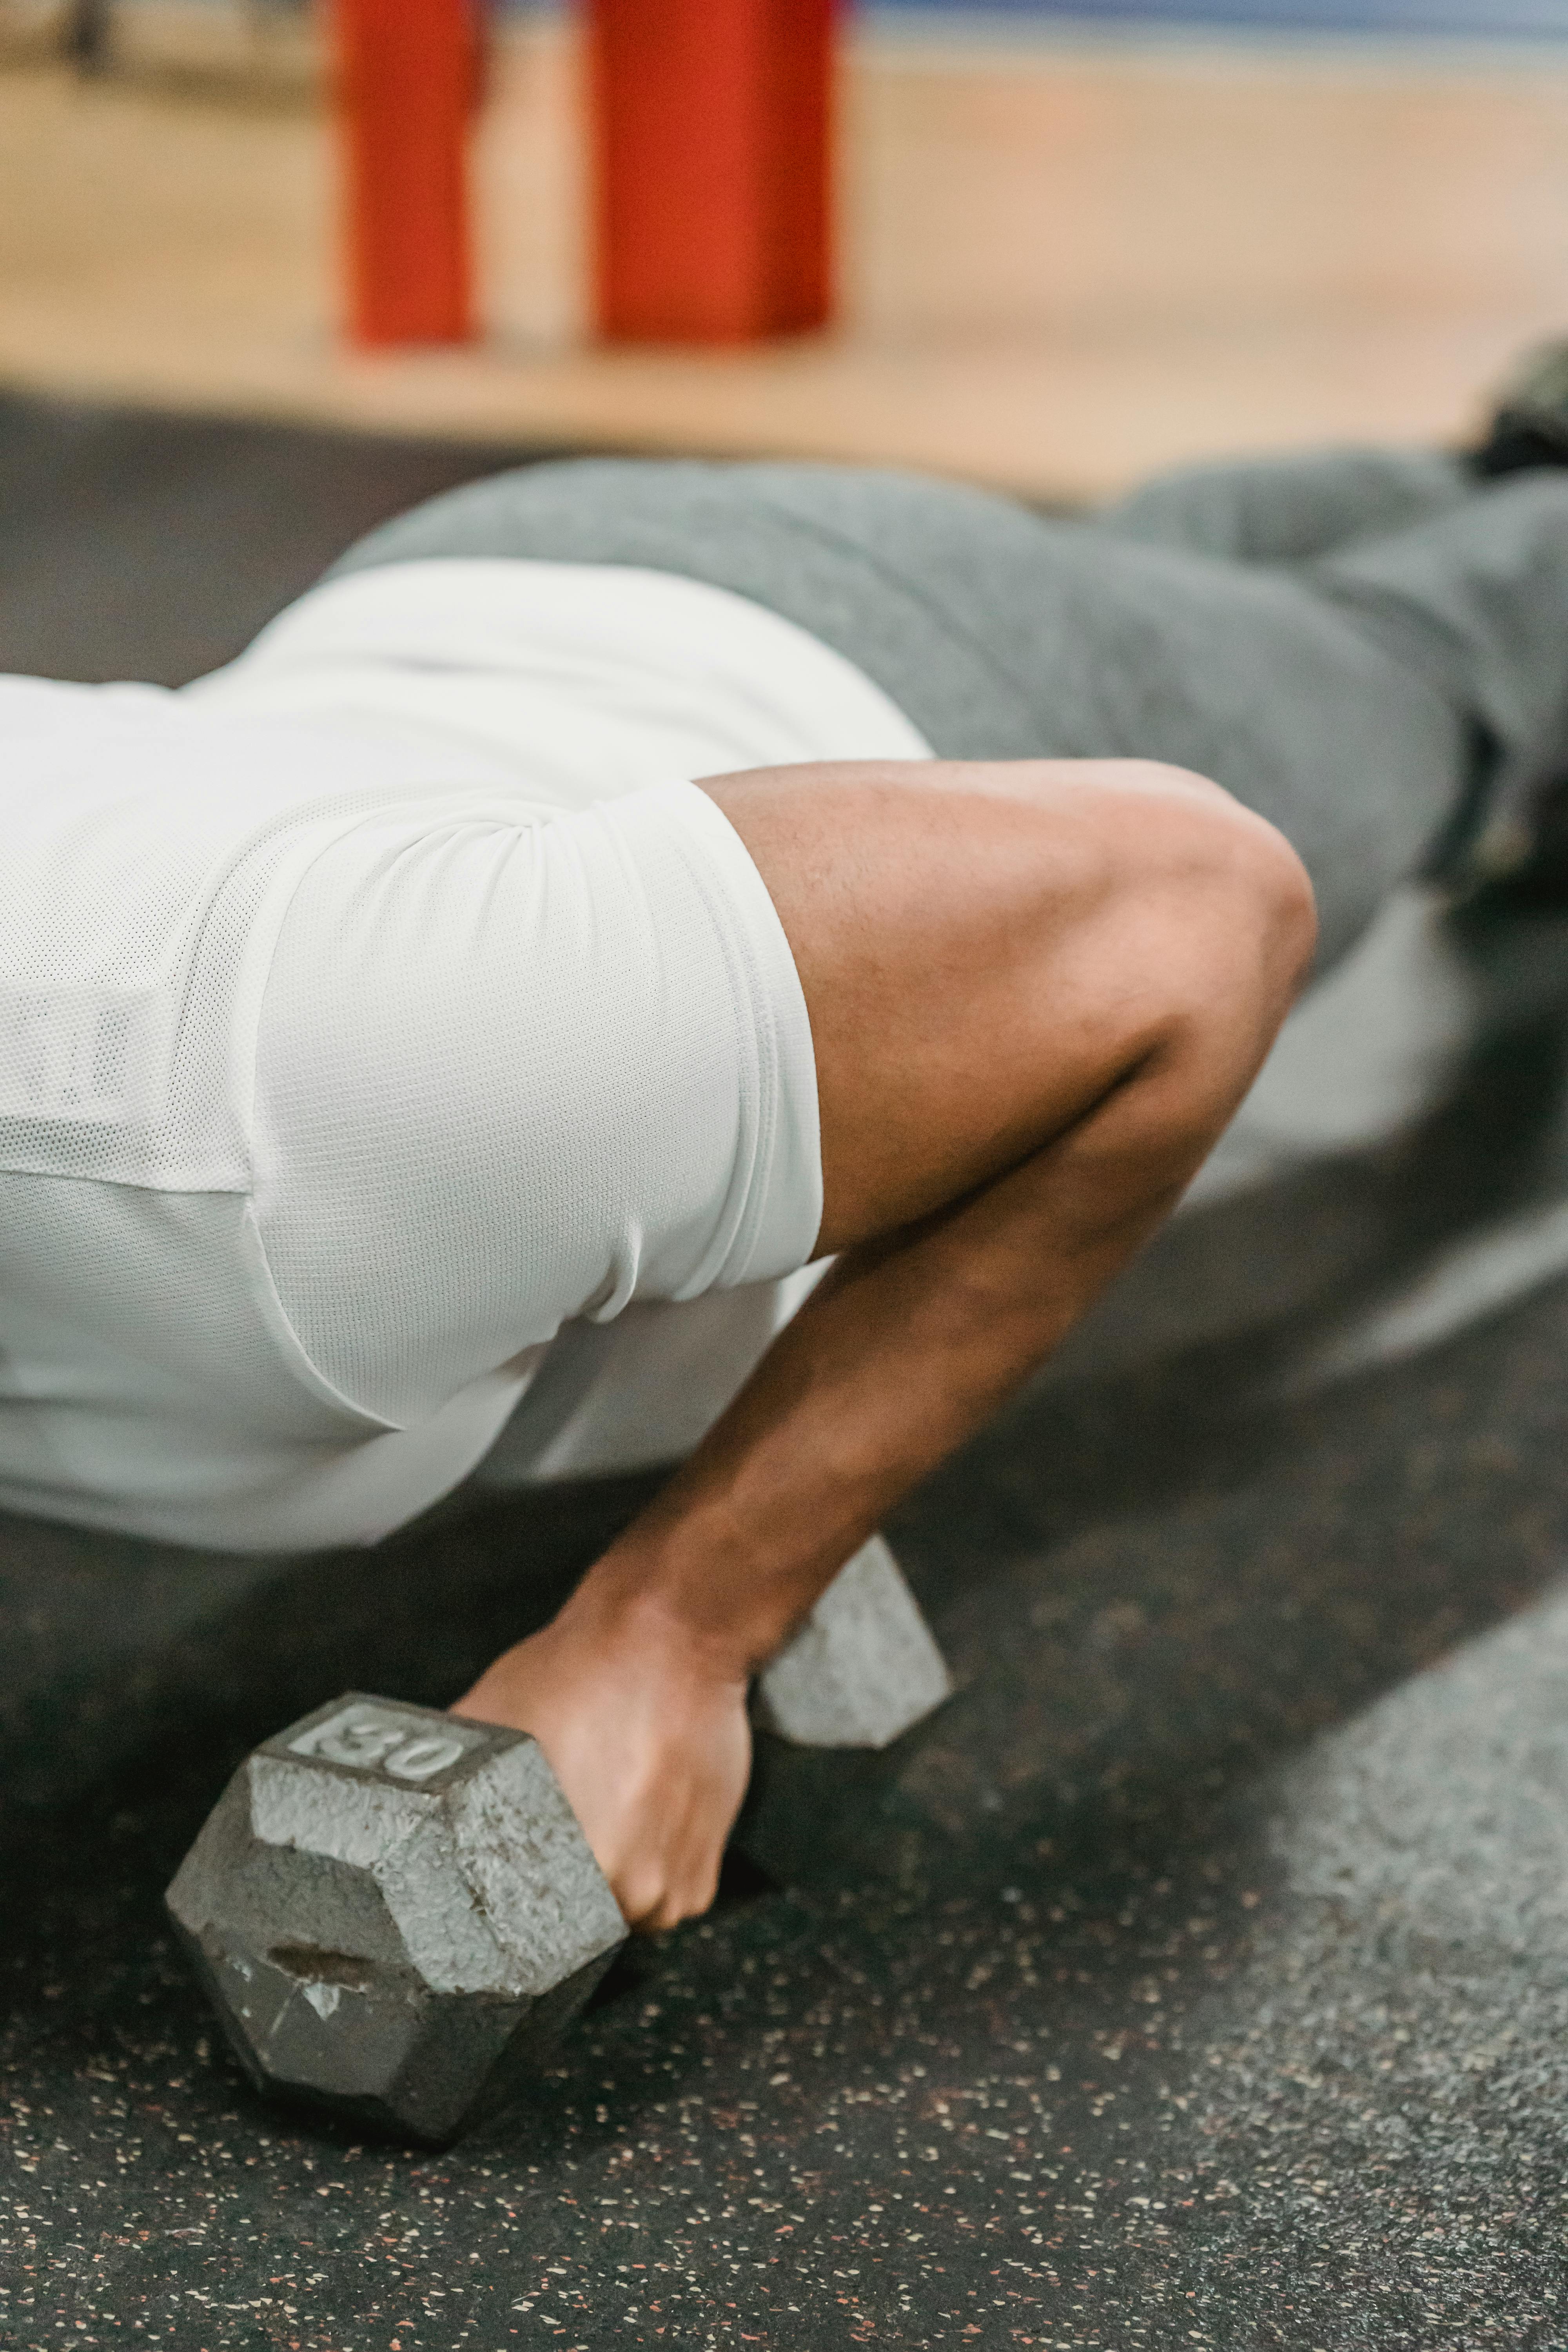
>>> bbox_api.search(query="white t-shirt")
[187,558,931,806]
[0,561,929,1553]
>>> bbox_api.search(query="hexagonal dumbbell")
[166,1535,949,2142]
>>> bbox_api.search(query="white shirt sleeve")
[0,677,171,737]
[249,779,822,1429]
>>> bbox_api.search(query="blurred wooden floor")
[2,16,1567,497]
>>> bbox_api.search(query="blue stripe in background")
[491,0,1568,39]
[490,0,1568,33]
[868,0,1568,35]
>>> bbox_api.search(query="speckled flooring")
[3,395,1568,2350]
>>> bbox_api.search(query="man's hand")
[454,1595,753,1933]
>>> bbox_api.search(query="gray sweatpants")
[332,444,1568,973]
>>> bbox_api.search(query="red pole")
[333,0,479,348]
[589,0,836,344]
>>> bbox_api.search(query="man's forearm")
[557,1027,1239,1680]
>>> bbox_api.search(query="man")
[3,350,1564,1931]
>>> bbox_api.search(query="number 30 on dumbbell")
[165,1536,951,2143]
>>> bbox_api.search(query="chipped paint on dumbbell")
[165,1695,624,2143]
[751,1535,952,1748]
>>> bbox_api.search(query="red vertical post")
[333,0,478,348]
[589,0,836,344]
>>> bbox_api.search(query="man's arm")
[457,757,1315,1927]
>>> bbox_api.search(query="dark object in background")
[1469,338,1568,479]
[0,389,564,687]
[65,0,111,74]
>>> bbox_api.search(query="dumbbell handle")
[285,1535,950,1762]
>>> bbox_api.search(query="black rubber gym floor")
[3,388,1568,2350]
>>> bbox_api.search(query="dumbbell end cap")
[166,1692,624,2142]
[752,1535,953,1749]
